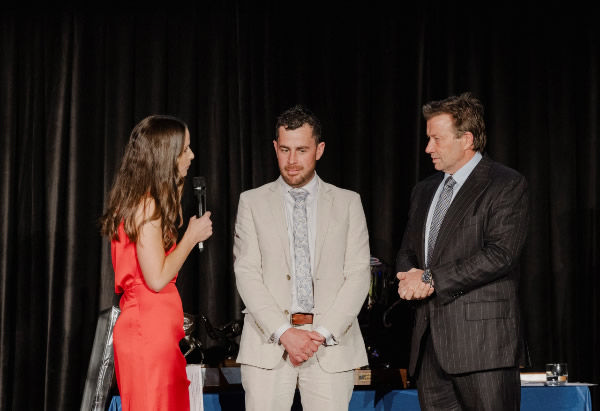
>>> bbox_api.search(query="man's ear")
[462,132,474,151]
[316,142,325,160]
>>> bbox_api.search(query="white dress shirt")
[271,173,335,345]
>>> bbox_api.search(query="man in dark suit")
[396,92,529,410]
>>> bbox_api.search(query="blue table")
[349,389,421,410]
[520,385,592,411]
[109,385,592,410]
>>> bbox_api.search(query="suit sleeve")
[317,193,370,341]
[434,173,529,304]
[395,186,421,273]
[233,192,288,341]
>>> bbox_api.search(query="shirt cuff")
[314,326,338,346]
[270,323,292,344]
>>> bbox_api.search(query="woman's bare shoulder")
[134,195,160,226]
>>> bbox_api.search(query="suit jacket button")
[286,274,291,280]
[284,310,289,315]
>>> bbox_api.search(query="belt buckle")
[291,313,313,326]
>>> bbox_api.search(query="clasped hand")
[279,328,325,367]
[397,268,434,300]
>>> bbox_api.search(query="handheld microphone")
[192,176,207,252]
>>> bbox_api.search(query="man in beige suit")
[234,105,370,411]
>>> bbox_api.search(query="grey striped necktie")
[289,188,313,312]
[427,176,456,266]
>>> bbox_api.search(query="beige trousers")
[241,347,354,411]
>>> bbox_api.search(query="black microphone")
[192,176,207,252]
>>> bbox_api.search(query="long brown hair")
[100,115,188,249]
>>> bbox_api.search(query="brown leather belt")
[291,313,313,325]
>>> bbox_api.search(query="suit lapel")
[267,182,292,270]
[314,181,333,274]
[431,157,492,264]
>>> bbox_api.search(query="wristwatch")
[422,268,433,286]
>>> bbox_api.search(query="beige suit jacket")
[233,178,370,372]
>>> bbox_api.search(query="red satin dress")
[111,222,190,411]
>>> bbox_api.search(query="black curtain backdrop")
[1,3,598,410]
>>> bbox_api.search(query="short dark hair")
[275,104,322,143]
[422,92,487,152]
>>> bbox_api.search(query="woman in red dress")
[100,115,213,411]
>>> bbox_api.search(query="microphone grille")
[193,176,206,189]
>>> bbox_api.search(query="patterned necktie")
[289,188,313,312]
[427,176,456,266]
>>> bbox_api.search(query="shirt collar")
[445,151,482,186]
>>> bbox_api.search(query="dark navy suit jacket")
[396,155,529,375]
